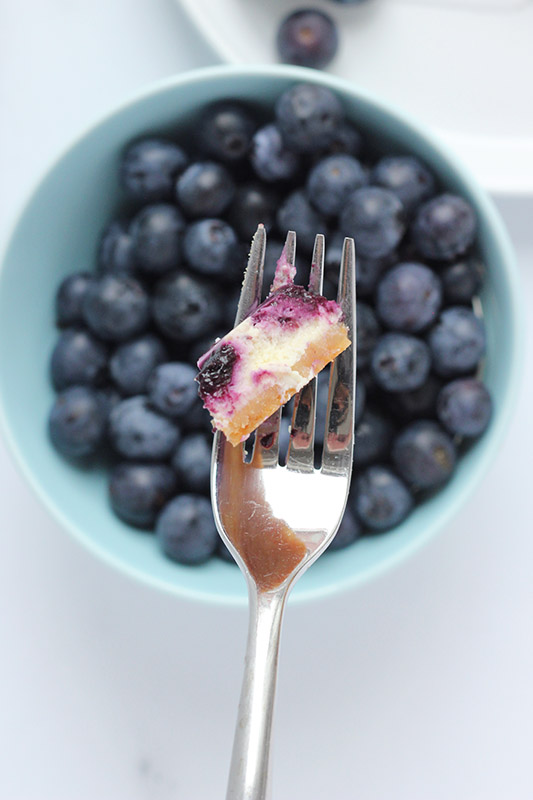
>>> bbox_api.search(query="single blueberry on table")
[55,272,93,327]
[277,10,339,70]
[50,328,108,390]
[228,183,278,240]
[250,124,301,183]
[371,332,431,393]
[120,137,188,203]
[275,83,344,154]
[109,462,178,528]
[352,465,413,532]
[98,221,137,274]
[82,274,150,342]
[307,154,367,216]
[129,204,185,275]
[392,420,456,490]
[176,161,235,218]
[327,505,361,551]
[171,432,212,494]
[156,494,218,565]
[340,186,406,260]
[441,258,484,305]
[183,219,238,279]
[371,156,435,215]
[109,333,167,396]
[49,386,106,459]
[437,378,492,437]
[376,262,442,333]
[276,190,326,253]
[353,408,394,468]
[197,101,257,162]
[412,193,477,261]
[108,396,181,460]
[356,301,381,369]
[147,362,198,418]
[428,306,486,377]
[152,271,221,342]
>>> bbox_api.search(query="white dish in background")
[177,0,533,196]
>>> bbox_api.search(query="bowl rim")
[0,63,525,606]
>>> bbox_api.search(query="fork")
[211,226,356,800]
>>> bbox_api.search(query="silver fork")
[211,226,356,800]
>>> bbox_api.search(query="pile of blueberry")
[48,81,492,567]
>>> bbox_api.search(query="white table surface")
[1,2,532,799]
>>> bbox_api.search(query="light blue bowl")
[0,65,523,606]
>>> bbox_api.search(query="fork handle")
[226,586,288,800]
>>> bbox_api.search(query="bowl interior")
[0,66,521,605]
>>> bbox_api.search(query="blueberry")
[109,462,177,528]
[156,494,218,565]
[109,334,167,396]
[276,190,326,252]
[98,221,137,274]
[392,420,456,489]
[352,465,413,531]
[176,161,235,217]
[50,329,108,390]
[436,378,492,437]
[147,362,198,418]
[129,204,185,275]
[250,124,301,183]
[371,156,435,215]
[353,408,394,468]
[183,219,238,279]
[181,395,213,434]
[328,505,361,551]
[277,10,338,70]
[371,333,431,392]
[49,386,105,459]
[120,137,188,203]
[356,253,397,298]
[189,330,225,368]
[356,301,381,369]
[197,343,239,401]
[109,396,181,460]
[322,122,362,158]
[376,262,442,332]
[152,272,221,342]
[441,258,484,304]
[412,193,477,261]
[387,375,442,422]
[355,380,366,425]
[307,154,367,216]
[82,274,150,342]
[171,432,212,493]
[275,83,344,154]
[197,101,256,162]
[55,273,93,327]
[428,307,486,376]
[340,187,406,260]
[95,385,122,419]
[228,183,278,240]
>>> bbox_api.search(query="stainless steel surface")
[211,227,357,800]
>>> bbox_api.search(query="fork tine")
[213,224,267,465]
[252,230,296,468]
[285,234,325,473]
[321,237,357,476]
[235,224,267,326]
